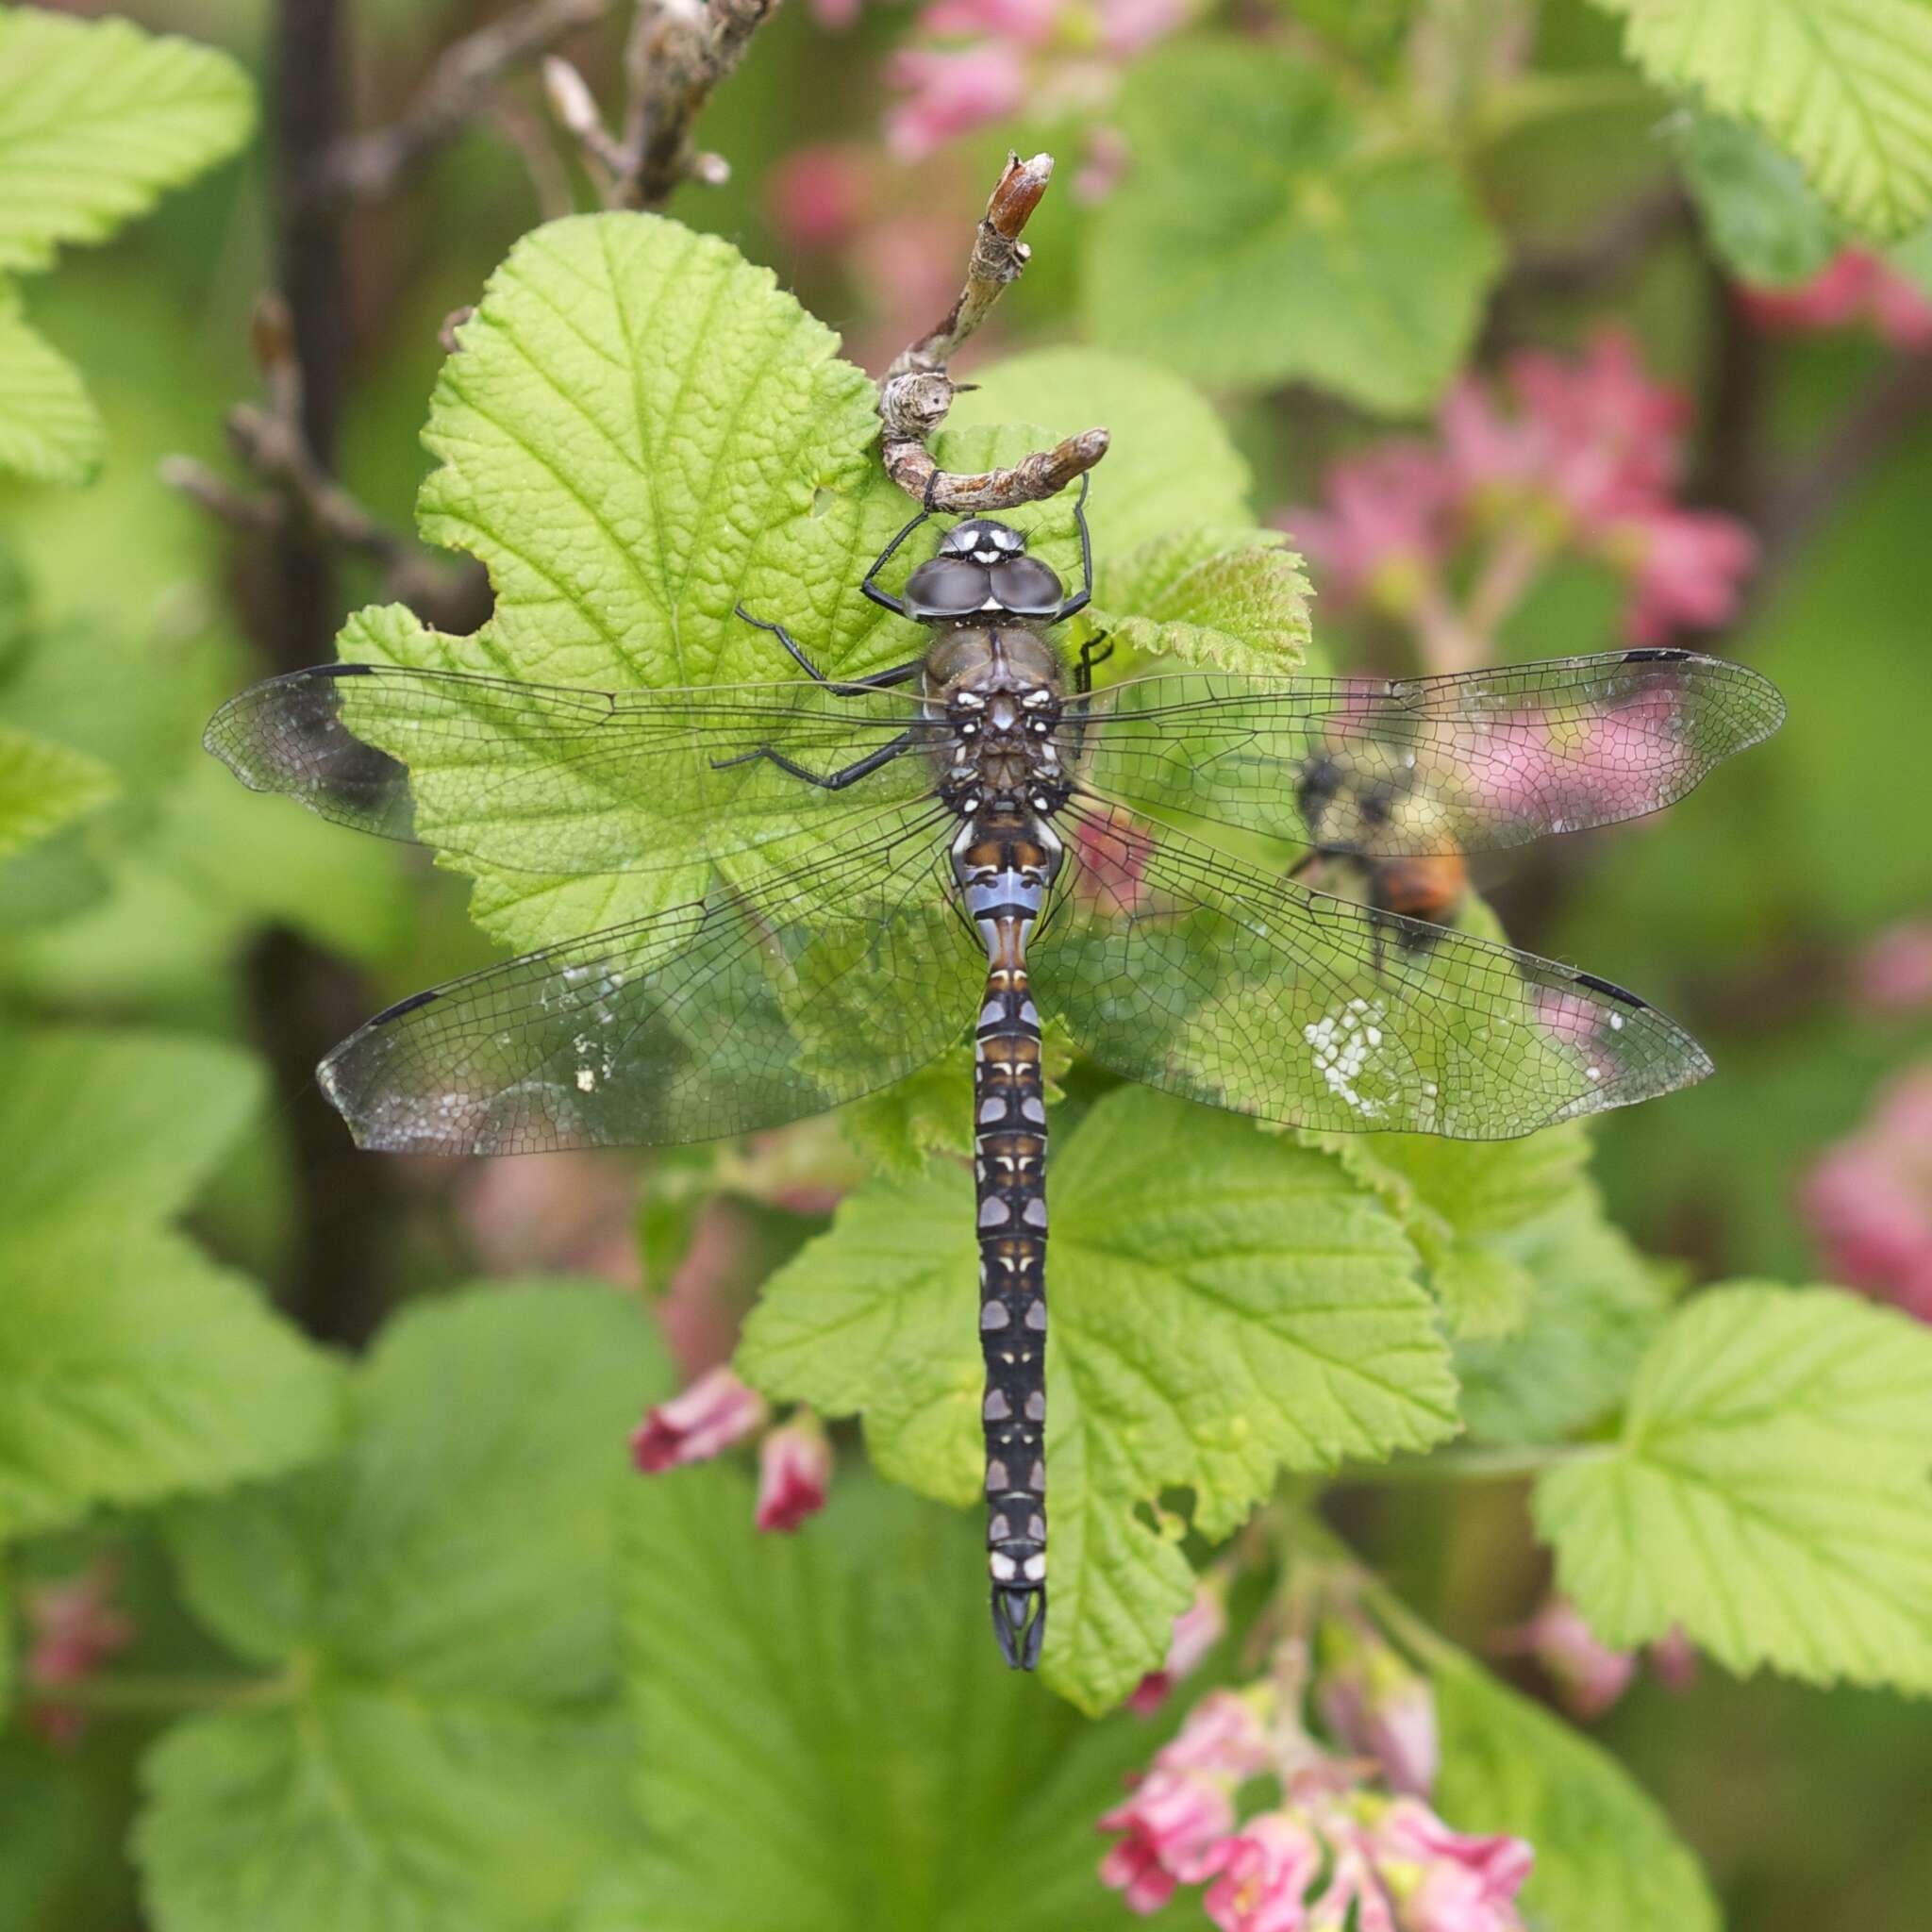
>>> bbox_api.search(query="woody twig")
[877,151,1109,513]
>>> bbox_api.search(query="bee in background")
[1291,751,1470,968]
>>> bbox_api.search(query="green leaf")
[1536,1283,1932,1690]
[0,289,102,483]
[140,1284,662,1932]
[0,717,115,858]
[947,345,1255,547]
[740,1086,1452,1710]
[1456,1188,1672,1445]
[1316,1124,1594,1341]
[1597,0,1932,239]
[0,8,255,275]
[1086,44,1503,410]
[608,1468,1168,1931]
[1091,525,1316,675]
[0,1225,341,1543]
[1674,106,1847,283]
[0,1029,339,1542]
[1432,1649,1720,1932]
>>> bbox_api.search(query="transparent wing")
[319,798,979,1154]
[206,663,935,876]
[1029,800,1711,1140]
[1065,648,1783,857]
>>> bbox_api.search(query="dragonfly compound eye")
[904,557,993,619]
[987,554,1064,616]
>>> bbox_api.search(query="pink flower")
[1491,1596,1636,1720]
[631,1365,766,1473]
[1607,507,1757,642]
[1373,1801,1532,1932]
[24,1558,137,1748]
[884,45,1029,158]
[1158,1688,1277,1779]
[808,0,863,27]
[766,144,874,252]
[1315,1619,1440,1797]
[1128,1577,1227,1716]
[1098,0,1187,56]
[1508,333,1687,521]
[1283,443,1458,611]
[755,1410,832,1533]
[1074,123,1131,203]
[1099,1767,1237,1899]
[1852,920,1932,1016]
[1742,250,1932,350]
[1307,1840,1397,1932]
[1200,1810,1324,1931]
[1801,1063,1932,1322]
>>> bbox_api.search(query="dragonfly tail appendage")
[974,948,1050,1672]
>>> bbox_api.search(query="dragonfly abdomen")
[958,817,1057,1671]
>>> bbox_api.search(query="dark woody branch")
[878,151,1110,513]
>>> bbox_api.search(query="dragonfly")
[206,477,1784,1670]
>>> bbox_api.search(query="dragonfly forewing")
[204,662,935,879]
[1066,648,1784,858]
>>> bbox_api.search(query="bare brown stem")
[878,151,1109,512]
[317,0,607,207]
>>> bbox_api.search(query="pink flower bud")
[1492,1596,1635,1721]
[1099,1766,1237,1892]
[1801,1063,1932,1324]
[1316,1618,1441,1797]
[754,1410,832,1533]
[883,46,1028,159]
[630,1366,765,1473]
[1852,922,1932,1017]
[1127,1575,1227,1716]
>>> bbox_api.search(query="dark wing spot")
[308,661,377,678]
[1620,647,1692,664]
[371,988,442,1024]
[1574,972,1649,1009]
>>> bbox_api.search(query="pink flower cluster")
[1284,332,1757,655]
[1741,250,1932,350]
[632,1368,836,1534]
[884,0,1184,163]
[1099,1637,1533,1931]
[23,1557,137,1747]
[1801,1063,1932,1324]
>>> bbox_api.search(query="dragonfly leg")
[1073,629,1113,697]
[1051,473,1094,624]
[732,606,924,693]
[710,729,919,791]
[858,501,939,617]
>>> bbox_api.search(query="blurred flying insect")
[207,479,1784,1672]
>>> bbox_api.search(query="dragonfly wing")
[320,799,978,1153]
[1067,649,1783,857]
[1028,801,1712,1140]
[205,663,934,877]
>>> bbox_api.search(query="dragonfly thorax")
[926,629,1070,818]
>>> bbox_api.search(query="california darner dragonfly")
[207,479,1783,1669]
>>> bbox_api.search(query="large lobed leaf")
[1600,0,1932,239]
[0,8,255,275]
[1086,43,1503,410]
[1536,1282,1932,1691]
[138,1285,661,1932]
[0,1030,338,1543]
[605,1470,1173,1932]
[340,214,1285,959]
[739,1087,1456,1711]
